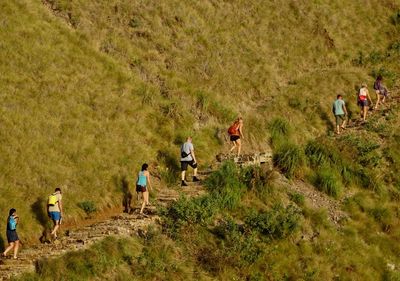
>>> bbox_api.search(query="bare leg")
[236,139,242,156]
[341,120,347,129]
[140,191,149,214]
[193,167,198,177]
[336,125,340,134]
[51,221,60,238]
[13,241,19,258]
[229,141,236,153]
[3,242,15,256]
[361,106,367,121]
[181,170,186,181]
[375,92,380,109]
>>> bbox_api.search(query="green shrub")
[212,218,262,267]
[313,167,342,198]
[305,140,341,167]
[245,204,301,240]
[273,142,304,178]
[161,195,216,236]
[77,201,97,217]
[289,192,305,206]
[205,161,246,209]
[355,168,383,193]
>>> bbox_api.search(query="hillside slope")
[0,0,399,241]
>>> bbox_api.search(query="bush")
[313,167,342,198]
[161,195,216,236]
[245,204,301,240]
[273,142,304,178]
[77,201,97,217]
[212,218,262,267]
[289,192,305,206]
[205,161,246,209]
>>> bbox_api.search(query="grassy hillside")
[0,0,399,248]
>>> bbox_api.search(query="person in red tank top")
[228,117,244,156]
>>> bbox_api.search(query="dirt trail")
[0,184,207,281]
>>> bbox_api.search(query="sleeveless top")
[137,171,147,186]
[359,87,367,101]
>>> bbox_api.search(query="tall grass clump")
[268,117,291,147]
[205,161,246,210]
[313,166,343,198]
[305,139,356,187]
[273,142,304,178]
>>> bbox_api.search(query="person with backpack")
[2,208,20,259]
[358,83,373,122]
[47,187,63,240]
[180,137,199,186]
[373,75,388,110]
[228,117,244,156]
[332,94,348,134]
[136,163,152,215]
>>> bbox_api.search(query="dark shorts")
[6,229,19,243]
[181,160,198,171]
[358,99,368,107]
[49,211,61,221]
[230,135,240,142]
[136,185,147,193]
[335,114,345,126]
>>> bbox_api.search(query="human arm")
[145,171,151,191]
[238,120,244,139]
[14,214,19,224]
[342,102,348,116]
[58,198,63,218]
[191,149,197,164]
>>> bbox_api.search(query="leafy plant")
[77,201,97,217]
[245,204,301,240]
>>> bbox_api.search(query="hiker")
[2,208,20,259]
[373,75,388,110]
[47,187,63,240]
[228,117,244,156]
[180,137,199,186]
[136,163,152,215]
[358,83,373,122]
[332,94,348,134]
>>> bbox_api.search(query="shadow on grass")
[31,198,51,243]
[317,104,334,133]
[120,176,133,214]
[0,235,5,252]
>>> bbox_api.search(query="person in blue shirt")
[332,94,348,135]
[136,163,152,215]
[2,208,20,259]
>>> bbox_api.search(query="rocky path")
[0,184,207,281]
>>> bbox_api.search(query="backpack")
[181,144,191,158]
[8,216,16,231]
[48,193,58,206]
[228,122,239,135]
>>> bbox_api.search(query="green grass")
[2,0,400,279]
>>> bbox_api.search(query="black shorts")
[181,160,197,171]
[6,229,19,243]
[230,135,240,142]
[136,185,147,193]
